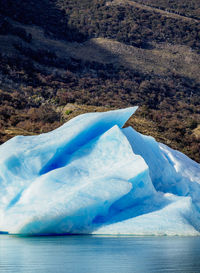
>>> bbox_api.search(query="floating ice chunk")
[0,107,200,235]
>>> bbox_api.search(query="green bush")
[65,109,73,115]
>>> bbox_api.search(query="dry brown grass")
[87,38,200,82]
[193,125,200,140]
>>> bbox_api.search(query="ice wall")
[0,107,200,235]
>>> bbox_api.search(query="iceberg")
[0,107,200,235]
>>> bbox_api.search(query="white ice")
[0,107,200,235]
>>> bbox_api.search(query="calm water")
[1,235,200,273]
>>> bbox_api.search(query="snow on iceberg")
[0,107,200,235]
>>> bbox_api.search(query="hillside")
[0,0,199,162]
[132,0,200,20]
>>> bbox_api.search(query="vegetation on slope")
[0,0,199,161]
[132,0,200,20]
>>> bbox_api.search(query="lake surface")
[1,235,200,273]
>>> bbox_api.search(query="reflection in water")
[0,235,200,273]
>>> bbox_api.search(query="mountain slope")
[132,0,200,20]
[0,0,199,161]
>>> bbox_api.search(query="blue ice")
[0,107,200,235]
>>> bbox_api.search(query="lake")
[1,235,200,273]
